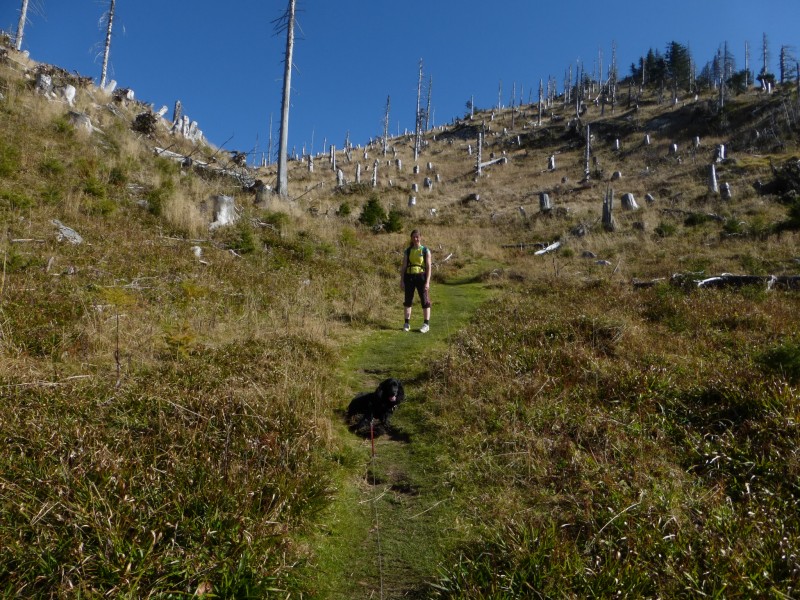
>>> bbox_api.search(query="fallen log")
[534,241,561,255]
[479,156,508,169]
[666,272,800,291]
[154,147,255,187]
[696,274,777,289]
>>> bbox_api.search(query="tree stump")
[708,164,719,194]
[621,193,639,210]
[602,188,617,231]
[539,192,552,212]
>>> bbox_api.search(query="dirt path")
[306,272,492,599]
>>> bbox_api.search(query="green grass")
[2,50,800,598]
[303,266,495,598]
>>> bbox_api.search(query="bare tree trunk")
[584,124,591,181]
[276,0,296,197]
[15,0,29,51]
[425,76,432,131]
[414,59,423,162]
[745,41,750,88]
[267,113,274,166]
[538,79,543,126]
[383,96,390,156]
[476,129,483,177]
[708,164,719,193]
[602,187,617,231]
[100,0,116,89]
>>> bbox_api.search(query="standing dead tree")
[274,0,297,197]
[602,187,617,231]
[383,95,390,156]
[425,75,433,131]
[15,0,29,51]
[99,0,116,89]
[583,124,591,181]
[538,79,543,126]
[414,59,424,162]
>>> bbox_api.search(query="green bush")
[0,189,33,210]
[385,208,403,233]
[261,211,290,231]
[654,221,677,237]
[233,222,256,255]
[145,180,174,216]
[39,157,65,177]
[83,176,107,199]
[358,195,386,227]
[337,201,351,217]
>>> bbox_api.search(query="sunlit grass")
[2,46,800,597]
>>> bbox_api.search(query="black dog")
[347,378,405,431]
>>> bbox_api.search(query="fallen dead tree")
[154,147,256,188]
[501,241,559,252]
[694,274,800,290]
[656,272,800,290]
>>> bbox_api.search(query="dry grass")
[2,40,800,596]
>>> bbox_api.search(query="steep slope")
[2,36,799,597]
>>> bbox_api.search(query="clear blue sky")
[3,1,799,164]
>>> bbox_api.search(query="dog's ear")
[397,381,405,402]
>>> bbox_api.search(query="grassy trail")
[306,270,493,599]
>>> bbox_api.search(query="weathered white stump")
[708,164,719,193]
[209,195,237,230]
[621,193,639,210]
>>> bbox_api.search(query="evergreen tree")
[665,41,692,90]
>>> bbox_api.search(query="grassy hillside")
[2,37,799,598]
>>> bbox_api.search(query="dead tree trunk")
[425,75,432,131]
[583,124,591,181]
[383,96,390,156]
[267,113,274,166]
[15,0,29,51]
[100,0,116,89]
[538,79,543,126]
[276,0,296,197]
[476,129,483,177]
[602,187,617,231]
[708,164,719,193]
[414,59,423,162]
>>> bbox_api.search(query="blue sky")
[3,1,799,164]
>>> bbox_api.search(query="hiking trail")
[306,269,493,599]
